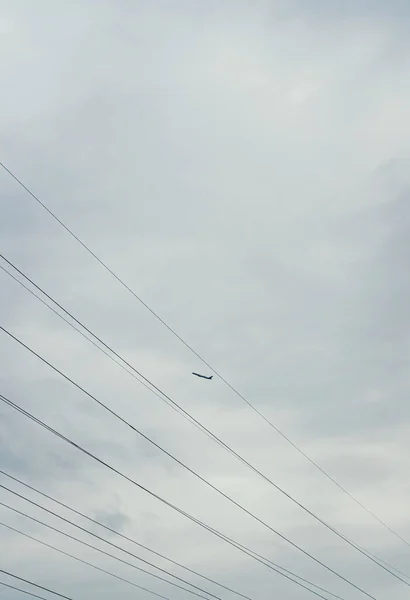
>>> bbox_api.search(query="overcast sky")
[1,2,410,600]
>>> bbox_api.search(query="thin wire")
[1,261,407,584]
[0,392,352,600]
[0,500,212,600]
[0,515,339,600]
[0,322,406,591]
[10,484,375,600]
[0,477,349,600]
[0,581,50,600]
[1,160,407,549]
[0,326,400,591]
[0,491,332,600]
[0,484,228,600]
[0,523,340,600]
[0,522,173,600]
[0,255,233,455]
[0,469,252,600]
[1,263,407,585]
[2,264,408,589]
[0,261,217,445]
[0,571,73,600]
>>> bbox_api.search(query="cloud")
[1,2,410,600]
[89,507,132,536]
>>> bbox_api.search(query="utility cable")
[0,392,358,600]
[0,255,230,452]
[0,521,174,600]
[0,499,331,600]
[1,259,407,586]
[0,323,406,592]
[1,519,342,600]
[0,260,212,442]
[0,580,52,600]
[0,571,73,600]
[0,484,230,600]
[0,469,252,600]
[1,161,407,550]
[0,500,212,600]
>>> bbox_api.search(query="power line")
[0,492,332,600]
[0,320,406,590]
[0,323,399,594]
[0,483,244,600]
[0,580,51,600]
[0,499,212,600]
[0,514,341,600]
[0,571,73,600]
[0,260,222,448]
[1,161,407,550]
[0,255,228,451]
[15,482,400,600]
[0,521,174,600]
[0,474,348,600]
[2,262,408,590]
[0,392,357,600]
[0,469,252,600]
[1,261,406,578]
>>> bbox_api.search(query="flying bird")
[192,372,213,380]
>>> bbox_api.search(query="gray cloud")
[90,507,131,536]
[1,2,410,600]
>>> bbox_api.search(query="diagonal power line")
[0,481,346,600]
[0,521,177,600]
[0,469,251,600]
[1,258,409,577]
[1,257,409,586]
[0,581,52,600]
[0,397,341,600]
[1,160,408,551]
[1,321,407,592]
[0,510,342,600]
[0,392,372,600]
[0,389,365,600]
[0,259,221,447]
[0,498,214,600]
[0,571,74,600]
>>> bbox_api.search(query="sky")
[1,1,410,600]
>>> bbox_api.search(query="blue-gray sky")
[1,2,410,600]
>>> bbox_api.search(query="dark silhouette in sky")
[192,372,213,380]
